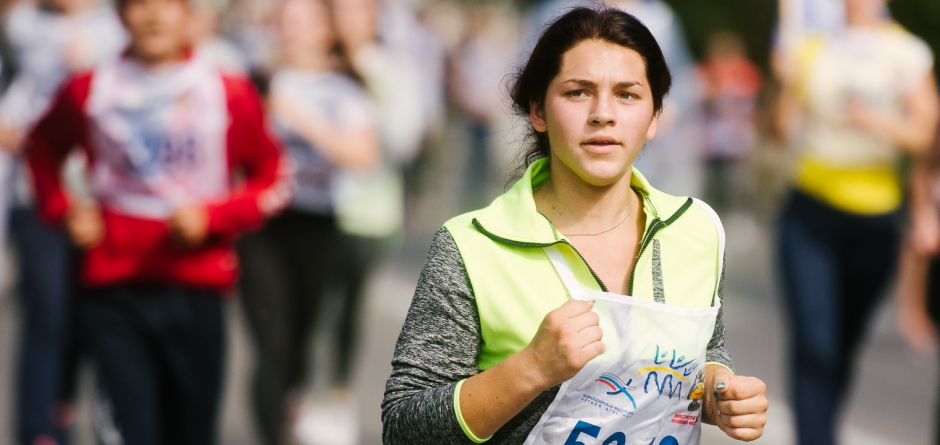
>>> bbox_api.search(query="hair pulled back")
[510,6,672,168]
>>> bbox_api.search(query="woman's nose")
[589,95,616,126]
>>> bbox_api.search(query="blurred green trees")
[891,0,940,76]
[663,0,776,67]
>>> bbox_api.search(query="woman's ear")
[530,100,547,133]
[645,110,660,141]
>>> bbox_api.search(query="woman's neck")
[534,160,637,235]
[845,8,886,29]
[128,47,187,70]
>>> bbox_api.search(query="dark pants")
[778,190,900,445]
[80,285,225,445]
[237,210,376,445]
[10,206,79,445]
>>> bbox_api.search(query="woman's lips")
[582,137,620,154]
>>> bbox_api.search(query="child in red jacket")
[25,0,288,442]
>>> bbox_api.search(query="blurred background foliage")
[656,0,776,67]
[890,0,940,73]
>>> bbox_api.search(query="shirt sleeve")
[205,75,291,240]
[24,74,92,224]
[381,228,484,445]
[705,255,735,373]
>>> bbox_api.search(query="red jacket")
[26,66,289,292]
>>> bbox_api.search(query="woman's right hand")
[521,299,605,389]
[457,299,605,439]
[65,201,105,249]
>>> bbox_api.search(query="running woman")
[383,7,767,445]
[236,0,383,444]
[24,0,289,442]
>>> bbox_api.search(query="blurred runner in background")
[0,0,125,443]
[23,0,288,441]
[221,0,276,92]
[447,1,520,209]
[696,31,762,215]
[331,0,441,169]
[236,0,387,444]
[772,0,940,443]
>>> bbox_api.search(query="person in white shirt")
[236,1,385,444]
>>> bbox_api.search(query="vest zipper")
[627,197,694,295]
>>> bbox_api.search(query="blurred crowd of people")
[0,0,937,444]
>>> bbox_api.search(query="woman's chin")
[574,166,632,188]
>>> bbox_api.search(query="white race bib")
[523,200,724,445]
[86,56,229,219]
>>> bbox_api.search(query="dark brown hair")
[510,6,672,168]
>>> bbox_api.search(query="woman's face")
[276,0,335,59]
[531,39,659,187]
[120,0,191,65]
[330,0,377,47]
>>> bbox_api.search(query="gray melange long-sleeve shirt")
[382,228,734,445]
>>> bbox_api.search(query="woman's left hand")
[709,366,768,441]
[168,204,210,249]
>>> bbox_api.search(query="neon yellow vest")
[443,158,724,372]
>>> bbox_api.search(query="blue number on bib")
[564,420,601,445]
[602,432,627,444]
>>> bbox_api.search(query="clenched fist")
[168,204,209,248]
[64,201,104,249]
[708,365,769,441]
[520,299,606,389]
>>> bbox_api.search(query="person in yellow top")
[772,0,940,443]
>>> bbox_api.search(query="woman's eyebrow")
[560,78,596,87]
[614,81,643,89]
[561,79,644,89]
